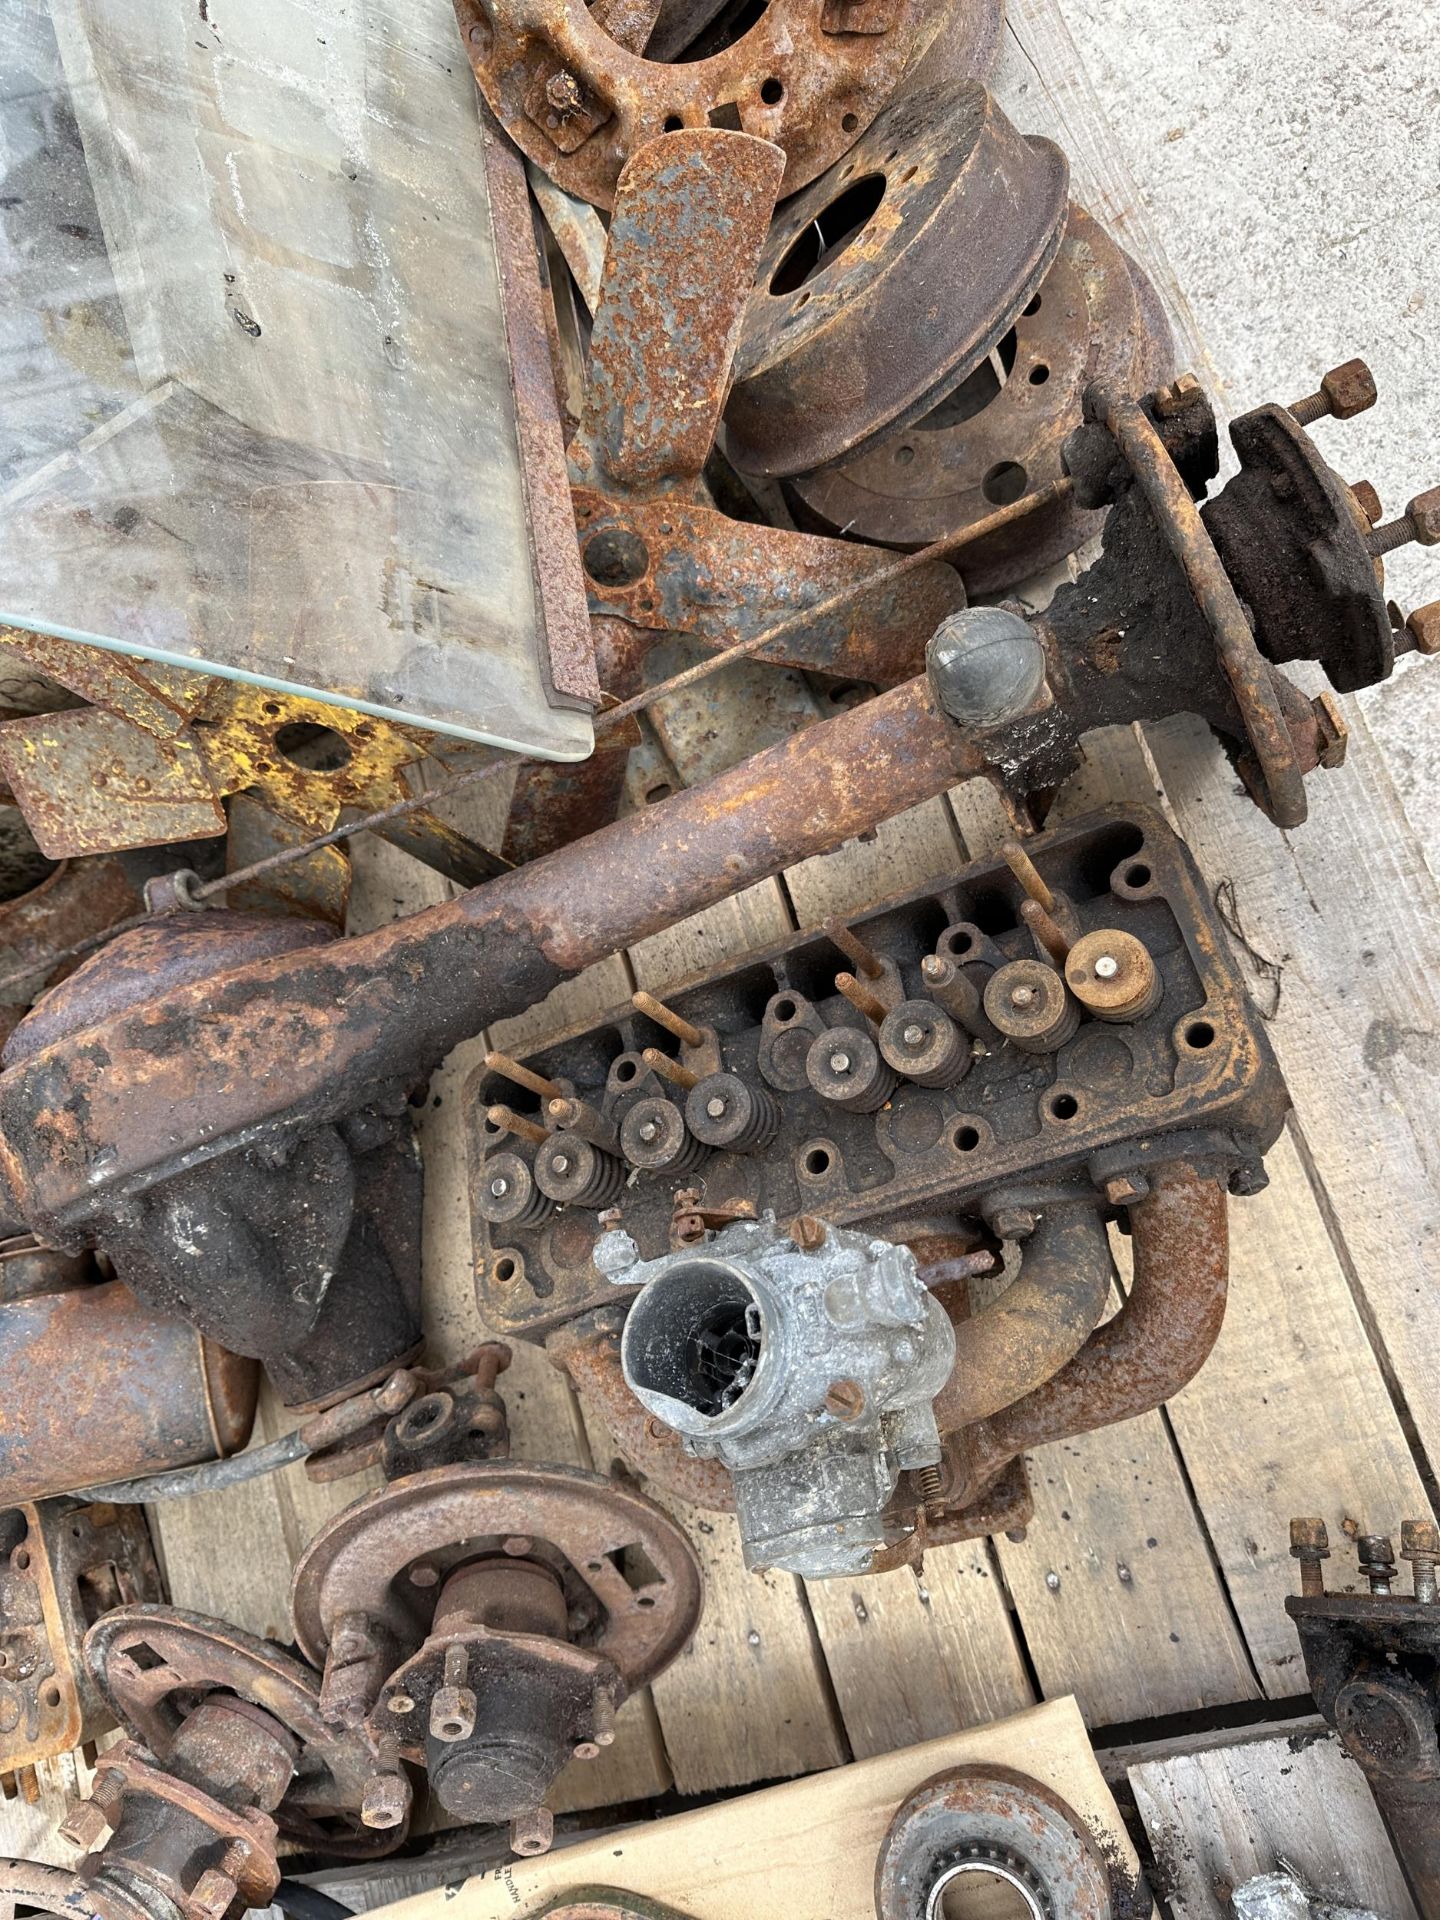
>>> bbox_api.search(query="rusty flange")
[875,1765,1116,1919]
[291,1463,700,1693]
[725,82,1068,477]
[85,1607,407,1858]
[786,204,1177,591]
[454,0,999,211]
[291,1464,700,1851]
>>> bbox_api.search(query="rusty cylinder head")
[805,1026,900,1111]
[620,1096,710,1173]
[685,1073,781,1151]
[878,1000,973,1088]
[534,1133,627,1208]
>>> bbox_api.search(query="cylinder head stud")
[685,1073,781,1151]
[1358,1533,1398,1597]
[1064,928,1162,1022]
[805,1025,899,1110]
[1400,1519,1440,1605]
[984,960,1079,1053]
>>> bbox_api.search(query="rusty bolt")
[1404,602,1440,655]
[1289,1516,1330,1597]
[189,1869,238,1920]
[1350,480,1383,525]
[1400,1520,1440,1604]
[1366,488,1440,557]
[1287,358,1377,426]
[1104,1172,1149,1207]
[361,1772,412,1830]
[991,1206,1036,1241]
[1358,1533,1398,1596]
[790,1215,827,1252]
[1310,692,1348,770]
[58,1797,112,1852]
[1153,372,1204,418]
[544,69,583,116]
[824,1378,866,1422]
[573,1739,601,1760]
[510,1806,554,1857]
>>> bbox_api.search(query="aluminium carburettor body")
[467,804,1287,1575]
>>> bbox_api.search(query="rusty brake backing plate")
[84,1606,405,1858]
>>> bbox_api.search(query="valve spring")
[534,1132,628,1208]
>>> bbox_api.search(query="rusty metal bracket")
[1287,1520,1440,1918]
[0,1502,163,1783]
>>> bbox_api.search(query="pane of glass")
[0,0,594,759]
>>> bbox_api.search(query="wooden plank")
[1129,1727,1415,1918]
[783,798,966,926]
[1138,710,1440,1488]
[996,1409,1260,1726]
[801,1548,1035,1761]
[367,1696,1144,1920]
[1032,723,1433,1697]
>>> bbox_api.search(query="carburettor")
[602,1218,955,1575]
[465,806,1288,1576]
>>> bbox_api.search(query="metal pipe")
[954,1162,1229,1500]
[933,1200,1114,1432]
[0,673,984,1238]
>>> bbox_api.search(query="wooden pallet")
[4,0,1437,1879]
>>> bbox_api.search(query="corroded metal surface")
[0,1501,162,1779]
[455,0,965,211]
[568,130,786,499]
[467,808,1281,1338]
[290,1462,700,1849]
[875,1764,1119,1919]
[727,83,1069,477]
[290,1462,701,1692]
[0,1271,258,1504]
[0,854,140,1044]
[1287,1527,1440,1916]
[787,203,1176,590]
[955,1160,1231,1503]
[86,1606,407,1858]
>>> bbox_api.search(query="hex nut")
[1104,1173,1149,1207]
[189,1869,238,1920]
[991,1206,1037,1241]
[57,1799,111,1851]
[1322,358,1378,419]
[1311,692,1348,770]
[1407,488,1440,546]
[510,1806,554,1856]
[1407,603,1440,655]
[361,1773,412,1830]
[1401,1519,1440,1556]
[1350,479,1382,525]
[1154,371,1203,418]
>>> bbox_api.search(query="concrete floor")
[1002,0,1440,855]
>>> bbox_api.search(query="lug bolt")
[1289,1516,1330,1597]
[1400,1519,1440,1604]
[1364,488,1440,557]
[1286,358,1377,426]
